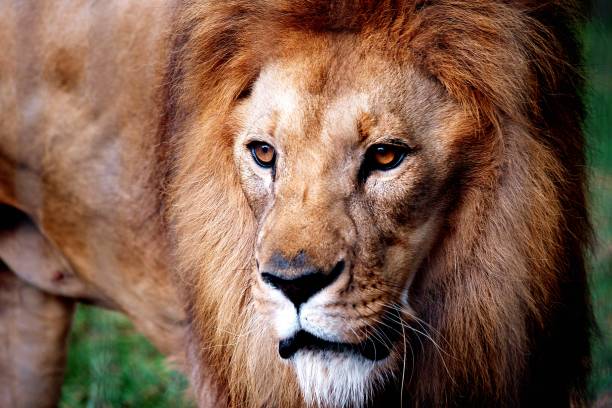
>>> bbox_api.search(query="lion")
[0,0,593,407]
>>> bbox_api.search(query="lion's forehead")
[248,47,461,151]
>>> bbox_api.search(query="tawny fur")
[160,1,593,407]
[0,1,592,407]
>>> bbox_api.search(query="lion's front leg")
[0,265,75,408]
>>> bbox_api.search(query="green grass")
[59,306,193,407]
[58,20,612,407]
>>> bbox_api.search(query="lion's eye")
[248,142,276,168]
[365,144,408,171]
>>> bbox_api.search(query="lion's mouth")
[278,312,401,361]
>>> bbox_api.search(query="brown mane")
[160,1,592,406]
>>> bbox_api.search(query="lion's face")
[230,36,469,405]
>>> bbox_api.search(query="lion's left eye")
[248,141,276,168]
[365,144,408,171]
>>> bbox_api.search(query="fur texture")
[0,0,593,406]
[161,1,593,407]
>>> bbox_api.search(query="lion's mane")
[159,1,592,406]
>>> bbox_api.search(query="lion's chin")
[291,349,392,408]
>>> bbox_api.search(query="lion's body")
[0,2,187,406]
[0,1,592,407]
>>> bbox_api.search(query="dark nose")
[261,259,345,308]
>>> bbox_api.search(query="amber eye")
[366,144,408,171]
[248,141,276,168]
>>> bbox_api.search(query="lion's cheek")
[380,214,443,286]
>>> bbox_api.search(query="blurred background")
[585,0,612,404]
[58,4,612,407]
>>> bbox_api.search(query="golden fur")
[0,1,592,407]
[163,1,592,406]
[0,2,186,406]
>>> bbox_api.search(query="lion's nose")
[261,259,345,308]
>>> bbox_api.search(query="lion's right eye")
[357,143,412,182]
[248,141,276,168]
[364,143,409,170]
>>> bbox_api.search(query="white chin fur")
[292,350,384,408]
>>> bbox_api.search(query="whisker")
[384,305,457,386]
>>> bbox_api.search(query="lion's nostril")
[261,259,345,308]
